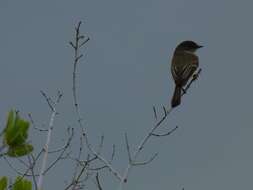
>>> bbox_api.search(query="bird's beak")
[197,45,203,49]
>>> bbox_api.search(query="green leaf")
[13,177,32,190]
[7,144,33,157]
[11,117,30,146]
[0,177,7,190]
[4,111,30,147]
[3,110,15,145]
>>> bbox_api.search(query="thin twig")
[3,156,27,176]
[110,144,116,163]
[48,127,74,153]
[124,133,132,164]
[27,155,38,190]
[151,126,178,137]
[97,135,105,155]
[132,153,158,166]
[17,158,30,168]
[28,113,48,132]
[152,106,157,120]
[95,173,103,190]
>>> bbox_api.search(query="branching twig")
[70,21,122,182]
[40,90,54,112]
[85,136,123,181]
[118,68,202,189]
[119,107,173,187]
[64,162,88,190]
[64,155,98,190]
[43,128,74,175]
[48,127,74,154]
[37,91,62,190]
[70,21,89,130]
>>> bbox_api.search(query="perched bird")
[171,40,203,108]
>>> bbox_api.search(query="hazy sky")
[1,0,253,190]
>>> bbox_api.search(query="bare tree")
[68,21,202,190]
[0,21,201,190]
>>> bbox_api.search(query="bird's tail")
[171,85,181,108]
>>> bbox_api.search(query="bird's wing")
[171,51,199,86]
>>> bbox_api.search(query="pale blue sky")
[0,0,253,190]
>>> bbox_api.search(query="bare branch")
[88,143,116,171]
[97,135,105,155]
[37,91,62,189]
[152,106,157,120]
[110,144,116,163]
[64,154,98,190]
[48,127,74,154]
[28,113,48,132]
[162,106,167,117]
[118,67,202,188]
[70,21,121,182]
[64,162,88,190]
[69,41,76,49]
[119,107,173,186]
[132,153,158,166]
[87,142,123,181]
[75,54,84,63]
[71,21,89,124]
[182,68,202,96]
[88,165,108,171]
[56,90,63,103]
[79,37,90,48]
[3,156,27,176]
[95,173,103,190]
[40,90,55,112]
[27,155,38,190]
[43,128,74,174]
[124,133,132,164]
[151,126,178,137]
[72,134,84,182]
[17,157,30,168]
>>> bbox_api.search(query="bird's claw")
[192,73,199,81]
[181,88,187,94]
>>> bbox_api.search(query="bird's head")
[175,40,203,52]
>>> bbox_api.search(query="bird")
[171,40,203,108]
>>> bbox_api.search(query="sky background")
[0,0,253,190]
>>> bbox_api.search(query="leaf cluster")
[3,110,33,157]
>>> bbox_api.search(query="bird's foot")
[181,88,187,94]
